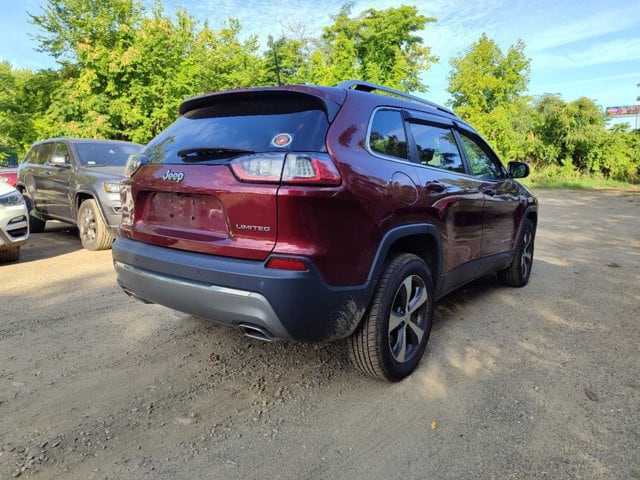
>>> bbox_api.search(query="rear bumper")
[111,237,372,342]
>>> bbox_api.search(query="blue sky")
[1,0,639,113]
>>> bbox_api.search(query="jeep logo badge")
[162,169,185,182]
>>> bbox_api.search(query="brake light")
[124,153,147,177]
[229,153,284,183]
[281,154,341,185]
[265,257,309,271]
[230,153,341,186]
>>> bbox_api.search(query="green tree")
[0,62,59,155]
[318,4,438,91]
[262,4,438,91]
[29,0,143,61]
[531,94,639,180]
[30,0,264,143]
[447,34,532,160]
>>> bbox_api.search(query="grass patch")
[520,164,640,191]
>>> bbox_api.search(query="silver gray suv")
[16,138,142,250]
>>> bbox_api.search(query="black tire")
[23,195,46,233]
[0,246,20,262]
[349,253,434,381]
[498,218,535,287]
[77,199,113,251]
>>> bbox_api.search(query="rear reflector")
[265,257,309,271]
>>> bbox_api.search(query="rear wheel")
[498,218,534,287]
[349,253,434,381]
[77,199,112,251]
[0,246,20,262]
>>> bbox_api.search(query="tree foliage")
[447,34,639,181]
[532,94,640,180]
[447,34,532,160]
[0,3,637,182]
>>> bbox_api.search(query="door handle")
[481,186,496,196]
[425,181,445,193]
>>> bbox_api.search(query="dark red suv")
[112,81,537,381]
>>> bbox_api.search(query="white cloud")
[533,37,640,69]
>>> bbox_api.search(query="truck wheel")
[349,253,434,381]
[77,199,112,251]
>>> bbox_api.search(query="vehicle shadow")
[19,221,83,262]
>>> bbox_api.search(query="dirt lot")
[0,189,639,480]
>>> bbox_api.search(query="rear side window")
[408,123,465,173]
[368,109,408,160]
[53,142,70,164]
[145,92,331,164]
[35,143,54,165]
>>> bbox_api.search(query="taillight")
[265,257,309,271]
[230,153,341,186]
[281,154,341,185]
[229,153,284,183]
[124,153,148,177]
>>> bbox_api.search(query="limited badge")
[271,133,293,148]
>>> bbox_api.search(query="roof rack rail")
[337,80,455,116]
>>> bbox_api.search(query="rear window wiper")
[177,147,254,162]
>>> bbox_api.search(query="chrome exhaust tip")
[238,323,274,342]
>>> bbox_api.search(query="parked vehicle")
[0,182,29,262]
[0,153,18,186]
[16,138,143,250]
[112,81,538,381]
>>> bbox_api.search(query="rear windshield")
[75,142,142,167]
[145,92,331,164]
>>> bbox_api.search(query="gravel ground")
[0,189,639,480]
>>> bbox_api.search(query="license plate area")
[145,192,227,233]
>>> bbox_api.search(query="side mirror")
[508,161,530,179]
[49,155,69,167]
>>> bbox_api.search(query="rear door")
[405,113,485,279]
[25,142,54,213]
[46,141,74,221]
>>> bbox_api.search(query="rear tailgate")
[127,163,277,260]
[121,87,344,261]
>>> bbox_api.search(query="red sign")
[606,105,640,117]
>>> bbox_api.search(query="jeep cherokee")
[112,81,537,381]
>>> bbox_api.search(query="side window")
[408,122,465,173]
[369,109,408,160]
[35,143,54,165]
[53,142,70,164]
[23,146,40,165]
[459,133,504,180]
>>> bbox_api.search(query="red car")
[0,153,18,186]
[112,81,538,381]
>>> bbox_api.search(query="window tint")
[53,143,70,163]
[408,123,465,173]
[459,133,504,180]
[145,92,330,164]
[369,110,408,160]
[35,143,54,165]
